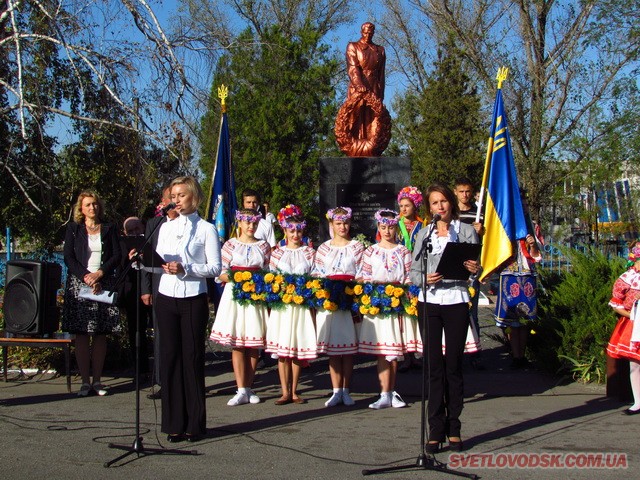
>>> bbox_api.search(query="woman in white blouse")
[409,184,479,454]
[155,176,221,443]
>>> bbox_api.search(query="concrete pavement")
[0,306,635,480]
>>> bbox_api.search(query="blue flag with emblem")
[205,87,237,242]
[479,76,528,282]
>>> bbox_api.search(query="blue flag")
[479,88,528,282]
[206,111,237,241]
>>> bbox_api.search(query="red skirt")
[607,316,640,361]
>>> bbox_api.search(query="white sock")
[238,387,249,394]
[630,361,640,410]
[333,388,341,394]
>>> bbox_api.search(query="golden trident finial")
[218,84,228,113]
[496,67,509,89]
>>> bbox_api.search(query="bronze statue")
[335,22,391,157]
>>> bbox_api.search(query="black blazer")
[63,222,122,280]
[140,215,167,296]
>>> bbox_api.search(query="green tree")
[391,41,485,189]
[378,0,640,221]
[199,26,341,236]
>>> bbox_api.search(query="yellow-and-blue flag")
[205,103,237,242]
[478,87,528,282]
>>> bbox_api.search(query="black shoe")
[147,389,161,400]
[186,434,203,443]
[623,408,640,415]
[425,442,441,454]
[167,434,185,443]
[448,439,464,452]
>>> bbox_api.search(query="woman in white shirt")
[409,184,479,454]
[154,176,221,443]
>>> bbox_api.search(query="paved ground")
[0,305,636,480]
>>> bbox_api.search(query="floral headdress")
[278,204,306,230]
[326,207,352,222]
[397,186,423,210]
[374,209,400,225]
[236,209,262,223]
[628,242,640,265]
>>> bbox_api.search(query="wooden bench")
[0,330,75,393]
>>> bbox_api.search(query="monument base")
[319,157,411,242]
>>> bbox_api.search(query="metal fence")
[540,241,629,274]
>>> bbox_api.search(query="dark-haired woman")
[409,184,479,453]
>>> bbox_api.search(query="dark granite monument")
[319,157,411,242]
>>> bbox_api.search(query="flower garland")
[230,270,420,317]
[231,271,354,312]
[351,282,419,317]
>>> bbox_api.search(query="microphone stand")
[104,211,197,467]
[363,219,477,479]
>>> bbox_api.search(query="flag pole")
[476,67,508,224]
[205,84,229,220]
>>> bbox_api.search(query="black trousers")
[156,293,209,436]
[123,288,151,375]
[418,301,470,441]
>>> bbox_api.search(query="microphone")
[431,213,441,224]
[161,202,176,215]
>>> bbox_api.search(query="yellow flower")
[251,293,265,301]
[293,295,304,305]
[410,297,418,306]
[241,271,252,281]
[316,290,327,299]
[385,285,395,296]
[282,294,293,304]
[393,287,404,298]
[271,283,280,293]
[275,274,284,284]
[359,305,369,315]
[242,282,254,292]
[286,284,296,294]
[391,297,400,308]
[323,300,337,311]
[369,306,380,315]
[233,272,243,283]
[361,294,371,306]
[406,306,417,316]
[345,286,354,295]
[353,284,363,295]
[306,281,314,289]
[311,279,321,289]
[264,273,275,283]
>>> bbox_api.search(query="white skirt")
[266,304,318,359]
[358,314,404,356]
[316,309,358,355]
[402,316,423,353]
[209,282,267,348]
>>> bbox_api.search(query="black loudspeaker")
[3,260,62,335]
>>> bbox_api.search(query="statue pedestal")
[319,157,411,242]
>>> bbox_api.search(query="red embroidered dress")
[607,267,640,361]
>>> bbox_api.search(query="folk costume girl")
[396,186,425,371]
[313,207,364,407]
[357,209,411,409]
[607,241,640,415]
[210,209,271,406]
[266,205,317,405]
